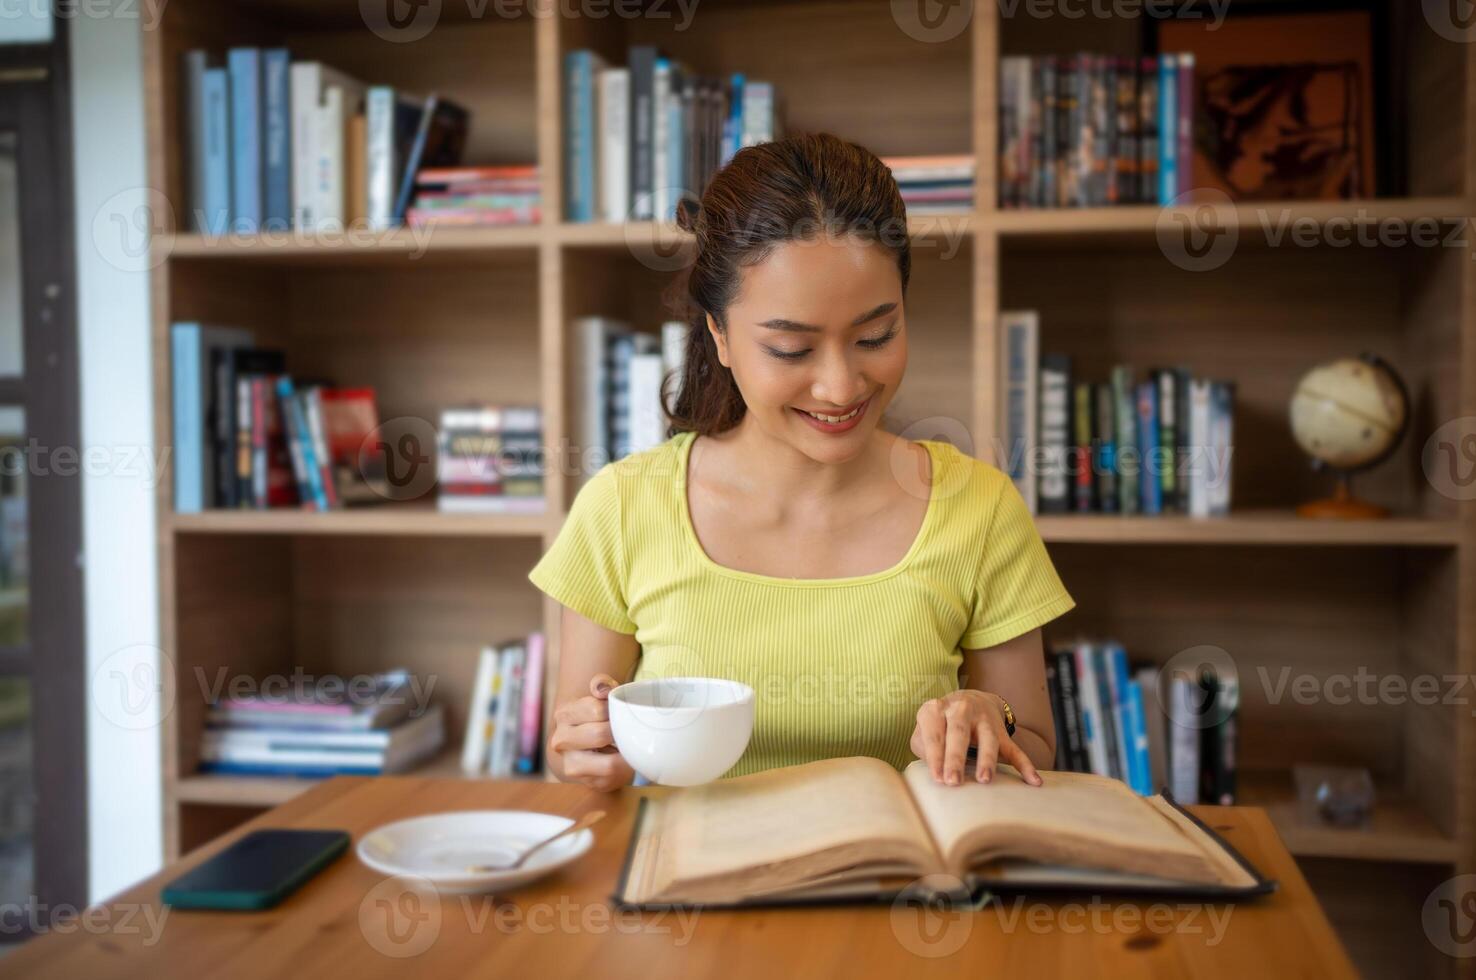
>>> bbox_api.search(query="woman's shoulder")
[915,437,1015,502]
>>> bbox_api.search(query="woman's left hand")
[910,689,1043,787]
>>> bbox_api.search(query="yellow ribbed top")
[528,430,1074,778]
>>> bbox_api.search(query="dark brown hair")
[663,132,912,438]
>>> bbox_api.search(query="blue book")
[721,72,744,166]
[171,324,203,514]
[1136,381,1161,514]
[564,51,597,222]
[262,48,291,231]
[201,68,231,236]
[275,377,327,510]
[1106,644,1148,794]
[1157,54,1177,205]
[198,761,384,777]
[1122,679,1154,796]
[228,48,263,233]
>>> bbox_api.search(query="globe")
[1288,355,1409,518]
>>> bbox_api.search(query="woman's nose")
[810,350,867,408]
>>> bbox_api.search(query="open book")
[614,756,1275,909]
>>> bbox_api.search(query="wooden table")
[5,774,1357,979]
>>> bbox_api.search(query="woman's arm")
[958,627,1057,771]
[544,605,641,789]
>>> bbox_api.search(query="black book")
[628,45,660,220]
[1053,648,1089,772]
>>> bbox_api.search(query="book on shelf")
[995,310,1235,518]
[614,755,1274,909]
[564,47,780,223]
[170,325,394,513]
[1046,641,1239,805]
[405,164,541,228]
[460,635,546,778]
[200,669,444,777]
[436,405,545,514]
[573,317,687,469]
[880,154,975,214]
[998,53,1194,209]
[181,47,497,235]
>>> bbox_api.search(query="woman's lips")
[791,395,871,433]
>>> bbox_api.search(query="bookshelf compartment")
[1000,240,1462,520]
[170,533,547,817]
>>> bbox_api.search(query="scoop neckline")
[675,430,941,588]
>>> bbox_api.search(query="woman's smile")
[791,393,873,433]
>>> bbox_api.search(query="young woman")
[529,133,1074,793]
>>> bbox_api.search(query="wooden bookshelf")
[143,3,1473,973]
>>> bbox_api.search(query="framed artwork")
[1159,8,1378,200]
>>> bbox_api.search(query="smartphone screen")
[162,828,350,910]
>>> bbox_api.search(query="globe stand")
[1296,474,1390,520]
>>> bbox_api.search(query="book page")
[902,759,1226,885]
[641,756,941,901]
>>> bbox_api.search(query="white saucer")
[356,810,595,895]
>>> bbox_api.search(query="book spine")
[263,48,292,230]
[1093,382,1117,513]
[171,324,203,514]
[1210,381,1235,515]
[228,48,263,233]
[1106,643,1140,790]
[1123,678,1153,796]
[461,645,499,774]
[565,51,590,222]
[304,387,339,509]
[1039,58,1056,208]
[999,311,1039,514]
[202,68,231,236]
[366,87,394,230]
[628,45,658,220]
[1114,56,1137,205]
[653,58,671,221]
[182,51,210,232]
[251,378,268,508]
[275,376,314,506]
[290,62,320,229]
[1112,365,1137,515]
[236,376,253,508]
[1157,54,1176,205]
[1136,381,1161,515]
[1135,665,1169,793]
[490,645,525,777]
[1177,53,1194,200]
[1156,369,1177,511]
[1137,58,1158,207]
[1167,674,1201,803]
[1072,381,1094,512]
[1073,642,1110,777]
[1053,649,1088,772]
[1038,354,1070,513]
[1045,656,1067,768]
[1091,644,1123,782]
[517,632,545,774]
[600,68,630,223]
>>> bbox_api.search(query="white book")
[437,495,546,514]
[661,319,687,403]
[572,316,629,473]
[1073,642,1111,778]
[1188,378,1212,518]
[489,645,526,777]
[598,68,630,223]
[653,59,670,223]
[461,646,499,774]
[365,87,397,230]
[998,310,1039,513]
[289,62,364,230]
[1209,383,1234,516]
[741,80,773,146]
[628,351,667,455]
[1167,675,1201,804]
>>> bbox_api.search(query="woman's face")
[707,236,908,463]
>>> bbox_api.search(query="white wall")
[68,9,161,900]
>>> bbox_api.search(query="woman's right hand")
[548,673,638,792]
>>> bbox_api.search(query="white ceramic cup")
[607,677,755,786]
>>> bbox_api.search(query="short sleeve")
[961,475,1075,649]
[528,465,637,634]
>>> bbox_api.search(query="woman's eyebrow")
[757,301,898,333]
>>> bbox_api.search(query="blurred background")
[0,1,1471,976]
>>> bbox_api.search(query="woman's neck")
[708,413,895,503]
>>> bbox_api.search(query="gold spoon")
[464,809,607,873]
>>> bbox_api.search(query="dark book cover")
[1114,56,1138,204]
[1038,58,1057,209]
[1137,57,1159,206]
[393,94,470,223]
[1094,382,1118,513]
[1072,381,1094,512]
[1154,369,1177,511]
[1053,648,1088,772]
[1055,56,1076,209]
[628,45,660,220]
[1089,644,1123,782]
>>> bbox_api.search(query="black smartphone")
[161,828,350,910]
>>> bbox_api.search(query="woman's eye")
[858,328,898,349]
[765,347,810,361]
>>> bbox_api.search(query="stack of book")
[573,317,688,466]
[181,47,475,234]
[436,405,545,513]
[200,670,445,777]
[997,311,1235,517]
[405,165,541,227]
[461,634,546,777]
[883,154,974,214]
[1046,641,1238,805]
[998,52,1195,208]
[170,322,389,512]
[564,47,779,223]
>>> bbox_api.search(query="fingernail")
[982,769,992,783]
[595,682,611,694]
[946,770,959,786]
